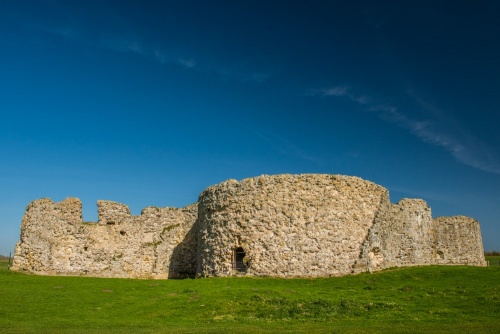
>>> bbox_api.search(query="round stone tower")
[196,174,388,277]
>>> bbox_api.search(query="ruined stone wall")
[433,216,486,266]
[12,198,198,279]
[197,174,388,277]
[356,199,435,272]
[12,173,487,279]
[11,198,83,275]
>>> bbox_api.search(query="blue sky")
[1,1,499,255]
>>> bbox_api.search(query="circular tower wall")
[197,174,388,278]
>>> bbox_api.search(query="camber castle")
[12,174,486,279]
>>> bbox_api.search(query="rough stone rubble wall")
[385,199,435,266]
[355,201,487,272]
[197,174,486,278]
[197,174,388,277]
[12,173,487,279]
[11,198,83,275]
[11,198,198,279]
[433,216,486,266]
[356,199,435,272]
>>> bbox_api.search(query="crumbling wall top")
[97,200,131,225]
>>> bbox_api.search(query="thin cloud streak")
[36,20,271,82]
[310,86,500,175]
[99,35,197,69]
[306,86,348,97]
[306,86,370,104]
[86,23,279,84]
[100,35,274,82]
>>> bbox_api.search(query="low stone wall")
[11,198,198,278]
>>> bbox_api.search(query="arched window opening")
[233,247,248,273]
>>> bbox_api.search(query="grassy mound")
[1,261,499,333]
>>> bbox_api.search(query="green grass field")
[486,255,500,266]
[0,260,499,334]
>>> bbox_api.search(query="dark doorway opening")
[233,247,248,273]
[437,250,445,260]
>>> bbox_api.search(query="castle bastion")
[12,174,486,279]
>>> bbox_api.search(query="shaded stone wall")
[355,201,487,272]
[356,199,435,272]
[12,198,198,278]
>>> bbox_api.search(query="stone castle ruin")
[12,174,486,279]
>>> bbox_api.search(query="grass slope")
[1,261,499,333]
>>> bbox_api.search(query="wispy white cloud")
[177,58,197,69]
[306,85,349,97]
[209,60,274,83]
[375,101,500,175]
[308,85,500,174]
[306,86,370,105]
[100,35,276,81]
[153,49,167,63]
[101,36,145,55]
[248,72,271,83]
[34,19,272,81]
[98,35,199,70]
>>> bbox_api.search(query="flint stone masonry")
[12,174,486,279]
[12,198,197,278]
[433,216,486,265]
